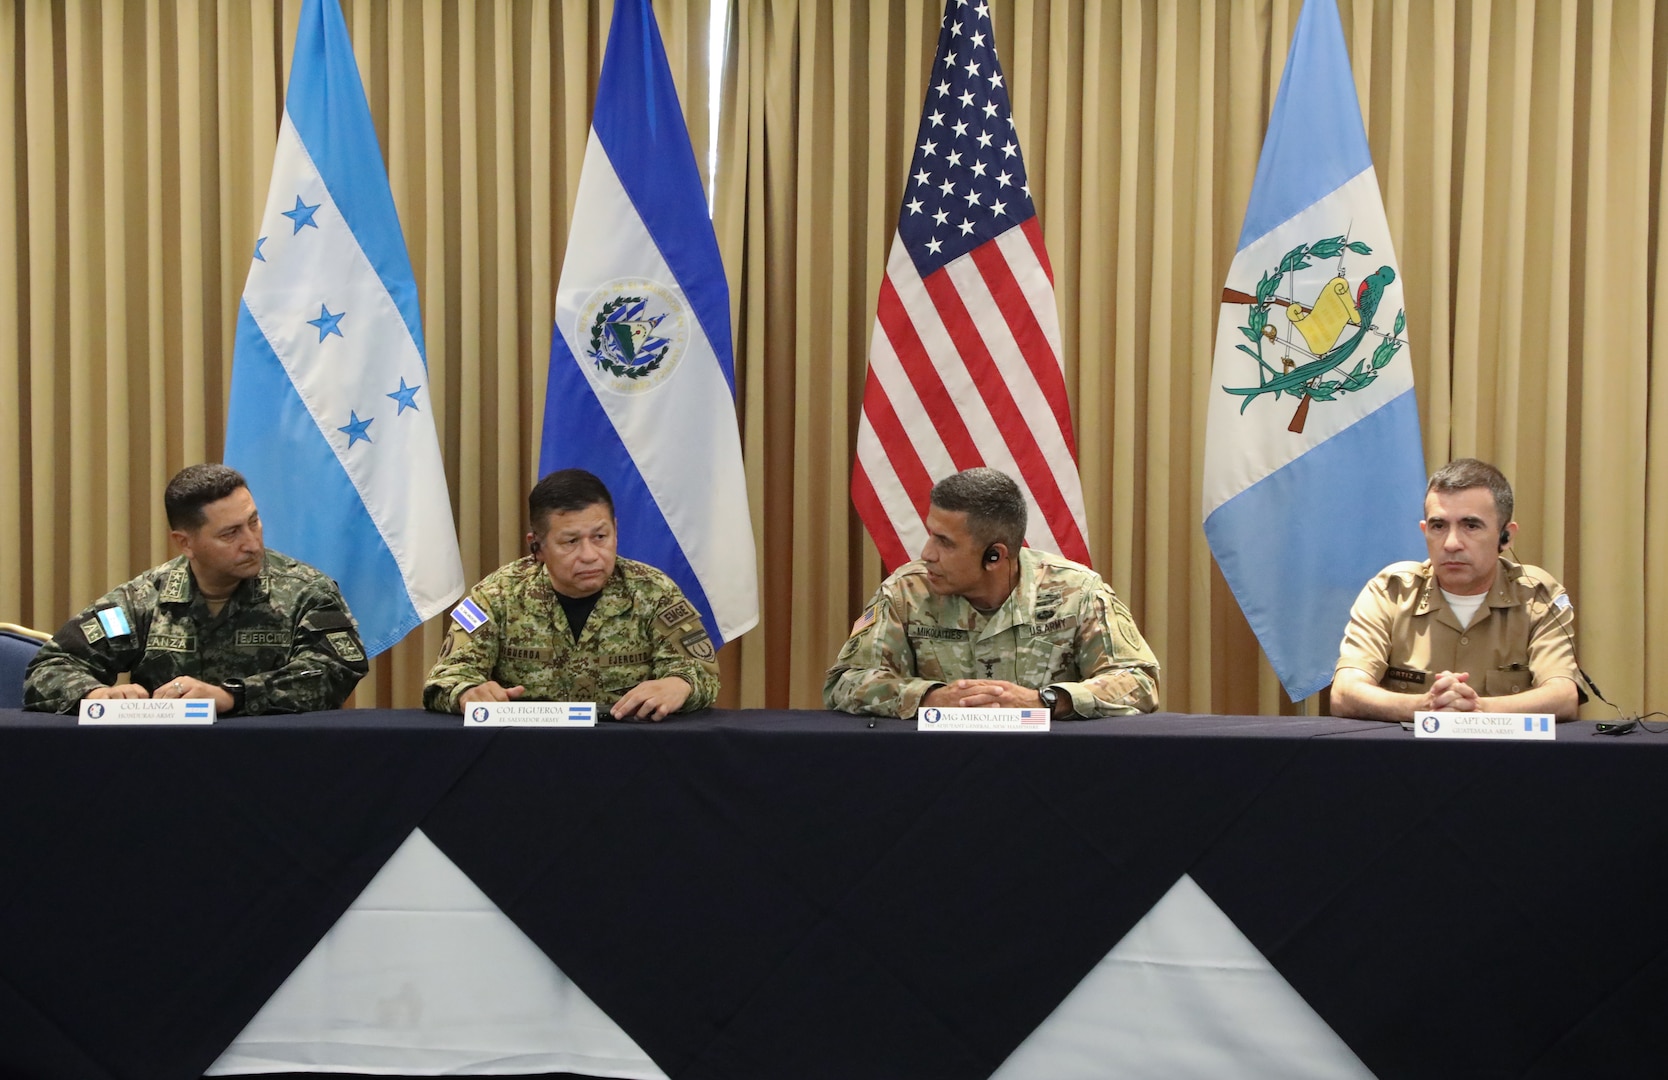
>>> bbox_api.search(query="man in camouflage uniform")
[424,469,719,720]
[24,463,368,714]
[1332,458,1580,721]
[825,468,1160,719]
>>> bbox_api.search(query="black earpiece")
[530,538,542,555]
[983,545,1000,565]
[1498,528,1510,550]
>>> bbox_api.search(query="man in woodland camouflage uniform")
[25,463,368,714]
[825,468,1160,720]
[424,469,719,720]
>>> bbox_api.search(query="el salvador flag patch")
[450,597,489,634]
[96,607,133,639]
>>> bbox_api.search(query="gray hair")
[929,467,1027,553]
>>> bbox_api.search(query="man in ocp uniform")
[24,463,368,714]
[825,468,1161,719]
[423,469,719,720]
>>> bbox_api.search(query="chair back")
[0,623,51,710]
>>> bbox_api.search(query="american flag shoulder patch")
[849,605,878,637]
[451,597,489,634]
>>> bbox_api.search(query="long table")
[2,708,1665,1079]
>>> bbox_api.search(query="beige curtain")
[721,0,1668,717]
[0,0,716,708]
[5,0,1667,718]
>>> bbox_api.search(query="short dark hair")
[1428,458,1513,525]
[165,464,249,530]
[529,469,615,535]
[929,467,1027,554]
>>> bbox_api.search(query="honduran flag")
[226,0,464,658]
[1202,0,1427,701]
[538,0,758,647]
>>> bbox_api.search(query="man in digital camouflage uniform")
[825,468,1160,720]
[423,469,719,720]
[1332,458,1580,722]
[24,463,368,714]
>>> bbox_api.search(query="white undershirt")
[1441,588,1487,629]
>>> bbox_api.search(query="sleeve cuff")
[237,673,269,716]
[896,680,945,718]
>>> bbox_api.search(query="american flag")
[852,0,1090,572]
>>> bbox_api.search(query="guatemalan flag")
[538,0,758,648]
[225,0,464,658]
[1202,0,1426,701]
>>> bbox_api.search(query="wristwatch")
[222,678,246,714]
[1038,685,1060,715]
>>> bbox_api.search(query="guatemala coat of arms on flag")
[1202,0,1427,701]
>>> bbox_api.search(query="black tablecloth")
[2,709,1665,1080]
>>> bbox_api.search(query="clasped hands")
[459,676,692,722]
[922,678,1045,710]
[1418,671,1481,713]
[88,676,234,712]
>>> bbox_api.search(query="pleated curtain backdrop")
[5,0,1668,717]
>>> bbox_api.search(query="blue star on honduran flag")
[1202,0,1426,701]
[538,0,758,649]
[225,0,463,658]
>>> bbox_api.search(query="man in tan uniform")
[424,469,718,720]
[824,468,1160,719]
[1332,458,1579,721]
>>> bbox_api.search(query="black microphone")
[1516,567,1630,726]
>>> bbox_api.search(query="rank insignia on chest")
[160,569,192,604]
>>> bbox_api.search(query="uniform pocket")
[1481,668,1530,697]
[1022,636,1073,685]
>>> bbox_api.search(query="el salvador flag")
[539,0,758,647]
[1202,0,1426,701]
[225,0,464,658]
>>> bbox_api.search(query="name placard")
[1413,712,1554,741]
[464,701,597,727]
[916,706,1050,732]
[78,699,217,725]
